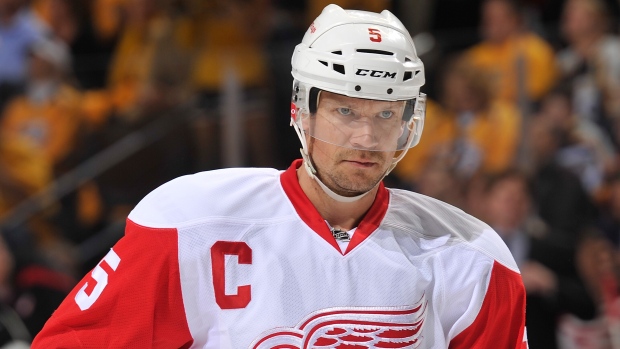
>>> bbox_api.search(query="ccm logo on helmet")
[355,69,397,79]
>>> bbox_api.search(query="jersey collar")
[280,159,389,255]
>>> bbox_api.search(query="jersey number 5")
[74,249,121,311]
[211,241,252,309]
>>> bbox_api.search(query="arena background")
[0,0,619,347]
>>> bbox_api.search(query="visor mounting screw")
[295,86,300,93]
[387,88,393,94]
[293,95,298,102]
[355,85,361,91]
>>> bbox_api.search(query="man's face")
[303,91,405,197]
[486,177,530,232]
[481,0,519,43]
[561,0,601,42]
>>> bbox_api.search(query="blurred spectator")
[106,0,167,116]
[96,0,197,217]
[0,212,77,345]
[0,235,31,348]
[596,174,620,255]
[12,230,78,339]
[106,0,196,115]
[415,163,464,208]
[395,56,521,187]
[576,175,620,348]
[186,0,275,168]
[189,0,270,93]
[0,138,50,212]
[34,0,118,89]
[0,38,110,239]
[91,0,126,41]
[0,38,82,170]
[0,0,46,112]
[528,114,598,237]
[483,169,597,349]
[466,0,557,109]
[535,86,616,199]
[558,0,620,148]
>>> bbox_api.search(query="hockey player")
[32,4,527,348]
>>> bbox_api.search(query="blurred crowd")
[0,0,619,347]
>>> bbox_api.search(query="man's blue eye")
[337,107,352,115]
[379,110,394,119]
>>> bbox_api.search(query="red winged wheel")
[250,295,427,349]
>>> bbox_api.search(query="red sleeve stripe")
[449,261,526,349]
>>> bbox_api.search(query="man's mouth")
[344,159,377,168]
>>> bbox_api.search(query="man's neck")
[297,166,378,231]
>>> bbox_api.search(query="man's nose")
[349,120,379,150]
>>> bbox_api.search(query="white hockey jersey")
[33,160,527,348]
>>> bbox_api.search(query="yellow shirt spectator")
[107,21,157,113]
[108,1,196,114]
[1,85,83,167]
[189,0,269,91]
[467,32,557,104]
[395,99,521,183]
[0,137,51,195]
[93,0,127,40]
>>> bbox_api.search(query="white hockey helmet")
[291,4,426,153]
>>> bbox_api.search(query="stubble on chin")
[318,150,389,196]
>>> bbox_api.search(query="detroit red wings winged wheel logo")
[250,294,427,349]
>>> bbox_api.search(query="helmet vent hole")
[403,71,413,81]
[318,60,328,66]
[405,57,412,62]
[333,64,345,75]
[355,85,361,91]
[331,50,342,55]
[356,49,393,56]
[415,70,421,76]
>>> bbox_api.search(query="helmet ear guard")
[308,88,320,115]
[291,81,320,117]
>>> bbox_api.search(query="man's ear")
[300,110,315,135]
[399,120,410,137]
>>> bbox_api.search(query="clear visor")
[293,90,426,152]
